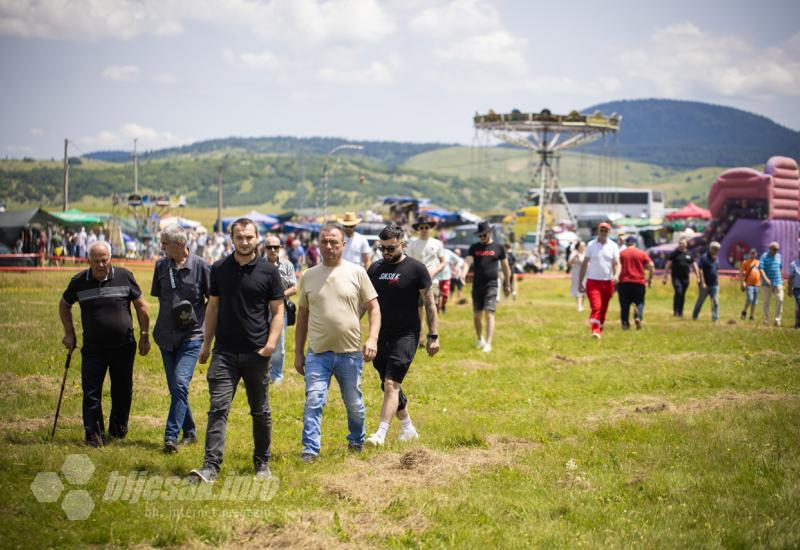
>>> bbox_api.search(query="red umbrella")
[665,202,711,220]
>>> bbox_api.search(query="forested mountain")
[84,136,454,169]
[579,99,800,167]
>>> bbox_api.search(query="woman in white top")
[569,241,587,311]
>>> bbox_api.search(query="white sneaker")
[397,426,419,442]
[482,343,492,353]
[365,432,385,447]
[476,337,486,349]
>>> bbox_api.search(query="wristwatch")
[427,334,438,341]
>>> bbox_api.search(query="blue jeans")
[692,284,719,321]
[269,313,287,382]
[302,350,365,456]
[793,288,800,328]
[160,338,201,443]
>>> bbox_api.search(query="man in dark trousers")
[662,238,699,317]
[461,220,511,353]
[365,224,439,447]
[617,236,655,330]
[692,241,722,321]
[59,241,150,447]
[151,223,211,454]
[189,218,284,483]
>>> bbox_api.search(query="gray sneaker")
[254,464,271,480]
[300,453,318,463]
[188,466,218,484]
[162,440,179,454]
[178,433,197,447]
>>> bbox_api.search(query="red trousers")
[586,279,615,334]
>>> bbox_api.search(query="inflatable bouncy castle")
[706,156,800,271]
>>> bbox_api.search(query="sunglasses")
[265,245,281,250]
[478,233,490,238]
[418,225,431,230]
[378,244,399,253]
[599,229,609,233]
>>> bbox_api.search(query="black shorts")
[373,333,418,384]
[472,284,498,312]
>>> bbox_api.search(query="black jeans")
[672,276,689,316]
[81,342,136,440]
[618,282,646,327]
[203,351,271,472]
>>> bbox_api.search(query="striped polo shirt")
[759,251,783,287]
[62,266,143,350]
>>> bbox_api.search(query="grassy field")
[1,268,799,548]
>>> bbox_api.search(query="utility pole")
[217,165,223,234]
[62,139,69,212]
[133,137,139,194]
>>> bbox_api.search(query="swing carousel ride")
[473,108,621,245]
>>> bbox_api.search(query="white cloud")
[317,61,395,86]
[29,127,45,136]
[152,72,178,85]
[435,30,527,76]
[409,0,500,40]
[621,23,800,98]
[0,0,395,45]
[224,49,283,72]
[77,123,192,151]
[103,65,141,83]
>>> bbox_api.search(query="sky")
[1,0,799,159]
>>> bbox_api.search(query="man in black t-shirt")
[365,224,439,447]
[661,238,700,317]
[189,218,284,484]
[461,221,511,353]
[59,241,150,447]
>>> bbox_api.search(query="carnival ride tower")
[473,109,620,244]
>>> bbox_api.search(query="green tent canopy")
[52,209,105,224]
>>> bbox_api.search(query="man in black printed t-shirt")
[365,224,439,447]
[461,220,511,353]
[661,238,699,317]
[59,241,151,447]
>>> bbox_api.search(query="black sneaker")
[188,466,218,484]
[254,464,271,480]
[348,443,363,453]
[163,440,179,454]
[300,453,318,463]
[740,311,746,320]
[179,433,197,447]
[85,433,106,448]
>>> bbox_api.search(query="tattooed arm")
[420,284,439,357]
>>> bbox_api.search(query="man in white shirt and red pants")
[578,222,621,339]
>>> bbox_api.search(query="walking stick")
[51,349,73,439]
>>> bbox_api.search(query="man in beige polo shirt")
[294,223,381,461]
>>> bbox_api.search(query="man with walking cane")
[58,241,150,447]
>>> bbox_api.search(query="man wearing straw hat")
[338,212,372,269]
[407,215,446,347]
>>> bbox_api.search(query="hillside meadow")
[0,267,798,548]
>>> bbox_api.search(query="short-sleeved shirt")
[759,252,783,287]
[342,231,372,266]
[698,253,719,287]
[407,237,444,274]
[619,247,653,285]
[151,253,211,351]
[585,239,620,281]
[62,266,142,350]
[297,261,378,353]
[368,256,431,338]
[467,241,506,287]
[668,248,695,279]
[272,258,297,290]
[209,254,284,353]
[740,258,761,286]
[789,259,800,289]
[444,248,464,280]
